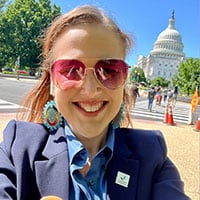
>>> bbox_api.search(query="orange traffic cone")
[163,104,169,123]
[188,105,194,125]
[168,106,175,126]
[194,116,200,132]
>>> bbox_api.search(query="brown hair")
[17,5,134,127]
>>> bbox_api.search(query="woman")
[172,86,179,106]
[147,86,156,112]
[0,5,190,200]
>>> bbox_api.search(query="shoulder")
[0,120,49,155]
[2,119,48,138]
[116,128,166,147]
[115,128,167,159]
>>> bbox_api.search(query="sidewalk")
[0,114,199,199]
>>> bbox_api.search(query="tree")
[151,76,170,88]
[172,58,200,95]
[129,67,146,83]
[0,0,60,71]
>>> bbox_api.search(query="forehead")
[51,24,125,60]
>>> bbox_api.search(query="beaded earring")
[42,100,63,131]
[112,103,124,129]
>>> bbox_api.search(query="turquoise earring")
[42,100,63,131]
[112,103,124,129]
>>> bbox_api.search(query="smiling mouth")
[74,101,107,113]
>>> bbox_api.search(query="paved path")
[0,99,22,113]
[131,99,191,124]
[0,114,199,199]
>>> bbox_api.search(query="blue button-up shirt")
[65,122,115,200]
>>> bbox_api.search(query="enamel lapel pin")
[115,171,130,188]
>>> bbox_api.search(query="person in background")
[147,86,156,112]
[172,85,179,106]
[155,86,162,106]
[0,5,190,200]
[132,83,140,107]
[163,88,168,104]
[167,88,173,106]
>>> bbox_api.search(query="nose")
[80,68,102,95]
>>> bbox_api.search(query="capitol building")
[136,11,185,81]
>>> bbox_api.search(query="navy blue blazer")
[0,120,190,200]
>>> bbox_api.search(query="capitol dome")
[150,11,185,58]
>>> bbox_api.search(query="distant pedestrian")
[163,88,168,104]
[166,89,173,106]
[132,84,140,107]
[155,86,162,105]
[147,86,156,111]
[172,86,179,106]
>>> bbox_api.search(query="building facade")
[136,11,185,81]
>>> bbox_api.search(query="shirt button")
[100,152,104,157]
[88,179,95,186]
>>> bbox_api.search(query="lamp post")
[15,56,20,80]
[147,79,150,87]
[197,71,200,95]
[137,72,140,83]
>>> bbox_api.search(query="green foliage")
[129,67,146,83]
[150,76,170,88]
[0,0,61,70]
[172,58,200,95]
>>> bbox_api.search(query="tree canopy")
[150,76,170,88]
[129,67,146,83]
[0,0,61,71]
[172,58,200,95]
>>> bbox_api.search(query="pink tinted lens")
[95,59,128,89]
[51,60,85,89]
[51,59,128,90]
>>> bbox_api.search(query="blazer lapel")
[34,127,69,199]
[107,130,140,200]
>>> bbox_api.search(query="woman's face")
[51,24,125,139]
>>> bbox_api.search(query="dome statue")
[136,10,185,81]
[150,10,185,58]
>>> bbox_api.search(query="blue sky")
[52,0,200,66]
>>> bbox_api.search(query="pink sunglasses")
[51,59,129,90]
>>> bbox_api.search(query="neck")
[78,132,108,177]
[78,127,108,161]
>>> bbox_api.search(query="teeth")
[78,102,103,112]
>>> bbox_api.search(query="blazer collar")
[34,127,69,199]
[42,127,68,159]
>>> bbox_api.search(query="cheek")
[116,87,124,100]
[53,88,70,113]
[111,88,124,110]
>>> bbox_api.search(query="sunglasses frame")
[51,58,129,90]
